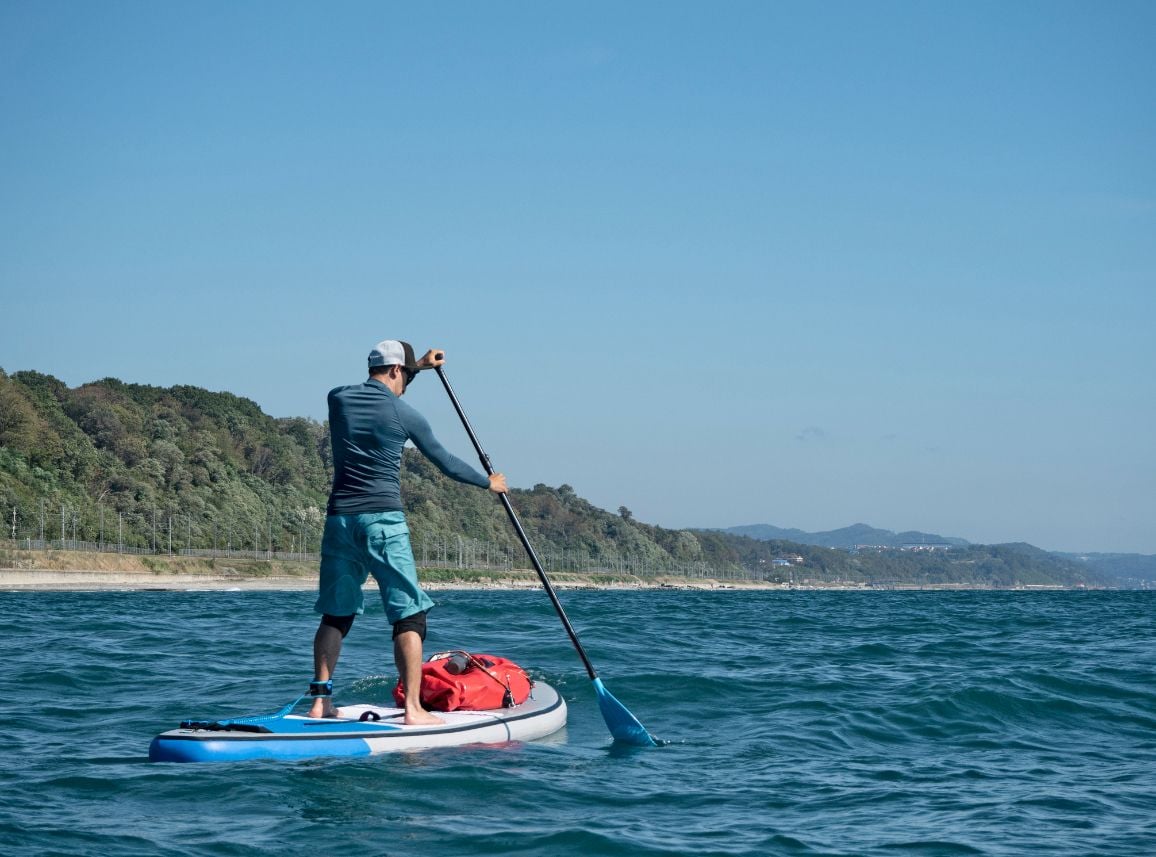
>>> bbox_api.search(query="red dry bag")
[392,651,533,712]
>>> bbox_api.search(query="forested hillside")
[1,369,331,554]
[0,369,1109,587]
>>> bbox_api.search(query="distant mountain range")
[720,523,970,549]
[1056,552,1156,588]
[720,523,1156,587]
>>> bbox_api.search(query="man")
[308,340,507,724]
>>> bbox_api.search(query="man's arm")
[399,402,506,493]
[412,349,506,494]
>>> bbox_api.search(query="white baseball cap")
[368,339,421,371]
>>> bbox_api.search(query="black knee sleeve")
[392,610,428,641]
[321,613,356,638]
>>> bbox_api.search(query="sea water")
[1,589,1153,856]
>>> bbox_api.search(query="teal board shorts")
[314,511,434,625]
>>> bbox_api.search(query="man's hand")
[488,473,508,494]
[417,349,446,370]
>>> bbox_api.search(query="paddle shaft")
[434,366,599,681]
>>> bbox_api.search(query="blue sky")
[2,2,1153,553]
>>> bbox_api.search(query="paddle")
[433,364,658,747]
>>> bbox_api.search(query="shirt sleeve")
[397,400,491,489]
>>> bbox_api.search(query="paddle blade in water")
[593,677,657,747]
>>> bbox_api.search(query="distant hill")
[0,368,1120,588]
[721,523,970,549]
[1056,552,1156,588]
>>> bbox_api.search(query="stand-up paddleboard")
[149,681,566,763]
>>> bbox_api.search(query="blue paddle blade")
[593,677,658,747]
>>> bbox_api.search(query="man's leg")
[309,614,353,717]
[364,512,441,726]
[312,515,367,717]
[394,628,443,726]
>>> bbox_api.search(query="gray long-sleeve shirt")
[325,378,490,516]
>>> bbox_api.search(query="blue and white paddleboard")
[149,682,566,763]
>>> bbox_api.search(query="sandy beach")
[0,547,776,591]
[0,567,778,592]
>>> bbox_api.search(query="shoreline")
[0,546,781,591]
[0,567,782,592]
[0,567,1086,593]
[0,547,1099,592]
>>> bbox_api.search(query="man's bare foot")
[405,707,445,726]
[308,701,336,719]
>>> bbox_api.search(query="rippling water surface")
[2,589,1153,856]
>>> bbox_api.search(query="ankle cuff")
[309,680,333,698]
